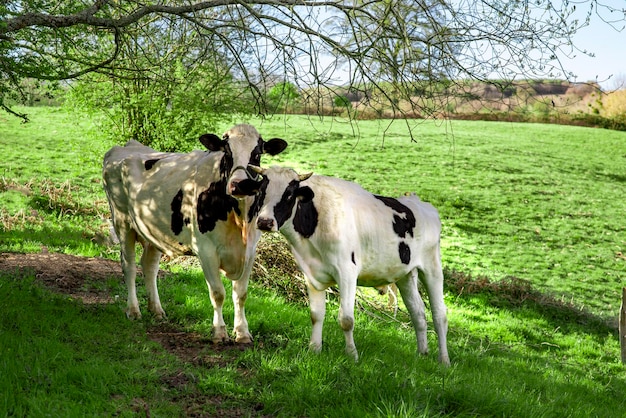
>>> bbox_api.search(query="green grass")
[233,115,626,317]
[0,106,113,255]
[0,272,180,416]
[1,107,626,417]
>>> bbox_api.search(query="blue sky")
[300,2,625,90]
[562,1,626,89]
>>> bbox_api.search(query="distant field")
[226,115,626,317]
[1,107,626,417]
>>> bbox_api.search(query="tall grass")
[1,107,625,416]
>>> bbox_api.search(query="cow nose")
[229,179,240,195]
[257,218,275,231]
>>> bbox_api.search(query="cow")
[241,165,450,364]
[102,124,287,344]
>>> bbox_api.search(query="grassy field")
[243,114,626,317]
[1,107,626,416]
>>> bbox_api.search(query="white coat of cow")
[243,166,450,364]
[102,124,287,343]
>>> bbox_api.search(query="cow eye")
[249,152,261,167]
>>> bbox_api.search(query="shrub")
[603,90,626,118]
[67,61,253,152]
[333,94,351,108]
[266,82,301,114]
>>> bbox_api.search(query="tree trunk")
[619,287,626,364]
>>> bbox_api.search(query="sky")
[560,0,626,89]
[308,1,626,90]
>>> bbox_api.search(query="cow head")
[241,166,315,234]
[199,124,288,198]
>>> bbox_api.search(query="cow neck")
[234,196,253,246]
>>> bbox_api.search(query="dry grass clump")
[445,269,535,305]
[1,176,106,222]
[253,235,403,319]
[0,209,44,230]
[444,268,613,329]
[253,234,309,305]
[32,179,105,217]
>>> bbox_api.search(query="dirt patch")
[0,252,251,359]
[147,322,250,367]
[0,251,124,304]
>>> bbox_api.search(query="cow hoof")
[235,333,253,344]
[212,335,231,344]
[211,326,230,344]
[346,347,359,362]
[126,308,142,320]
[151,309,167,321]
[309,342,322,354]
[148,303,166,320]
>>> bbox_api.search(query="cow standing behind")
[243,166,450,364]
[102,124,287,343]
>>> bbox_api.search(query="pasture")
[1,107,625,416]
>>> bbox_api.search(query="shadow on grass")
[253,235,617,342]
[444,268,617,337]
[0,221,103,254]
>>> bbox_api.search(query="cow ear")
[234,179,262,196]
[199,133,224,151]
[263,138,288,155]
[296,186,314,203]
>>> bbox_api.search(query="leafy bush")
[67,61,253,152]
[266,82,301,114]
[333,94,351,108]
[570,112,626,131]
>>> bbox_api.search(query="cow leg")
[337,279,358,361]
[231,275,253,343]
[140,243,165,320]
[419,254,450,366]
[199,259,229,343]
[119,229,141,319]
[396,270,429,356]
[307,280,326,354]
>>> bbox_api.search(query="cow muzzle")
[257,217,276,232]
[229,166,260,197]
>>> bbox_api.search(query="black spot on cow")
[374,195,416,238]
[249,177,269,222]
[197,179,240,233]
[351,252,356,265]
[270,180,318,237]
[398,242,411,264]
[219,144,234,178]
[273,180,301,229]
[170,189,184,235]
[293,197,318,238]
[145,159,161,170]
[248,138,263,168]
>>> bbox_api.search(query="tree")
[266,81,300,113]
[1,1,625,122]
[65,13,252,150]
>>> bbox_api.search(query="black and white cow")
[102,124,287,343]
[243,166,449,364]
